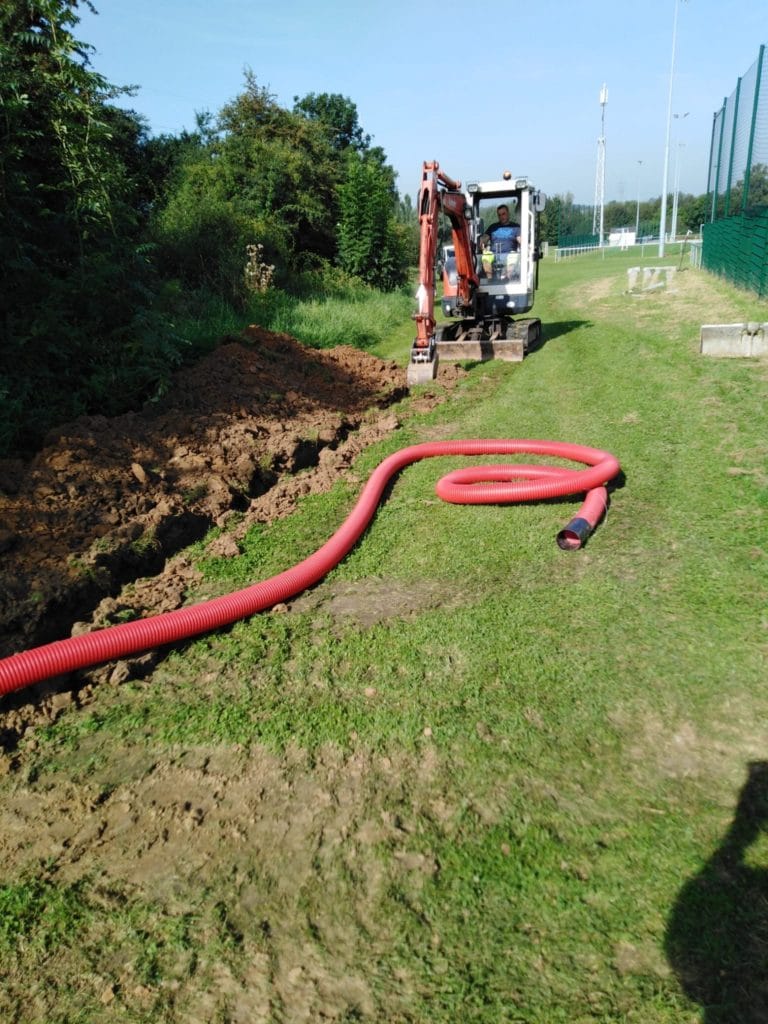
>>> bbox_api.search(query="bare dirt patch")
[289,577,472,631]
[0,328,404,659]
[561,264,763,339]
[0,327,464,738]
[0,736,454,1023]
[0,322,472,1022]
[610,703,768,794]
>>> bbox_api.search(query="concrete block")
[700,322,768,357]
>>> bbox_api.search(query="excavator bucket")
[407,354,439,386]
[406,339,439,386]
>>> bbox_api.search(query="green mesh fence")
[703,209,768,297]
[636,220,661,241]
[705,44,768,295]
[558,233,599,249]
[556,203,596,247]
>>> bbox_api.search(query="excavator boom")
[409,161,479,385]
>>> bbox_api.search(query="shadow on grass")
[666,760,768,1023]
[449,319,592,372]
[539,319,592,344]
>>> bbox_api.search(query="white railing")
[554,244,600,261]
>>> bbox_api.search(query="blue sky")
[77,0,767,206]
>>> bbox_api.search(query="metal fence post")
[707,111,718,222]
[711,101,727,222]
[742,44,766,214]
[724,78,742,218]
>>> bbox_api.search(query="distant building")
[608,227,635,248]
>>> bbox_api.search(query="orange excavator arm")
[412,161,478,354]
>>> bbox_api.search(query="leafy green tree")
[133,111,216,212]
[537,194,561,246]
[395,192,416,224]
[0,0,127,267]
[0,0,172,453]
[292,92,370,153]
[727,163,768,216]
[676,193,708,233]
[291,91,414,276]
[394,192,419,264]
[604,202,633,232]
[205,72,339,267]
[337,151,408,289]
[747,163,768,210]
[155,73,409,296]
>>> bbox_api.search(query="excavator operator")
[485,204,520,279]
[486,204,520,251]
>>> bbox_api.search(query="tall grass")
[250,285,414,351]
[170,274,415,356]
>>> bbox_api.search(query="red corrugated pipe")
[0,439,620,696]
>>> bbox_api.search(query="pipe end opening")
[556,517,592,551]
[556,529,582,551]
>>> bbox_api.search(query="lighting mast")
[592,84,608,246]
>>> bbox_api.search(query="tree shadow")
[666,761,768,1023]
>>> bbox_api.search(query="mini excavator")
[407,161,547,386]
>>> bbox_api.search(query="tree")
[337,151,408,289]
[135,111,216,212]
[676,192,708,233]
[292,92,370,153]
[155,72,409,294]
[747,163,768,210]
[727,163,768,216]
[0,0,130,265]
[217,72,341,263]
[394,192,419,264]
[152,73,329,298]
[0,0,168,453]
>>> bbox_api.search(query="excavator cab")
[407,163,546,386]
[466,183,540,324]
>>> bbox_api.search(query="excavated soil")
[0,326,463,737]
[0,327,473,1023]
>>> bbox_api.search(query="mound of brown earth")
[0,326,414,660]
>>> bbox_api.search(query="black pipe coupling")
[556,517,593,551]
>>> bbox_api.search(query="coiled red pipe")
[0,439,619,696]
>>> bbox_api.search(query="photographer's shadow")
[666,761,768,1023]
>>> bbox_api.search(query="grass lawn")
[1,247,766,1023]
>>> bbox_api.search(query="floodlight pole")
[635,160,643,239]
[670,112,689,240]
[659,0,684,258]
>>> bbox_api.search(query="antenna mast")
[592,84,608,245]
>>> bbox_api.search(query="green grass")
[167,275,415,360]
[5,253,768,1022]
[243,280,415,351]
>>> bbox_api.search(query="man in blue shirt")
[485,204,520,279]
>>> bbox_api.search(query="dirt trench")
[0,325,462,744]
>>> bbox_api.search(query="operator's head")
[496,204,510,222]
